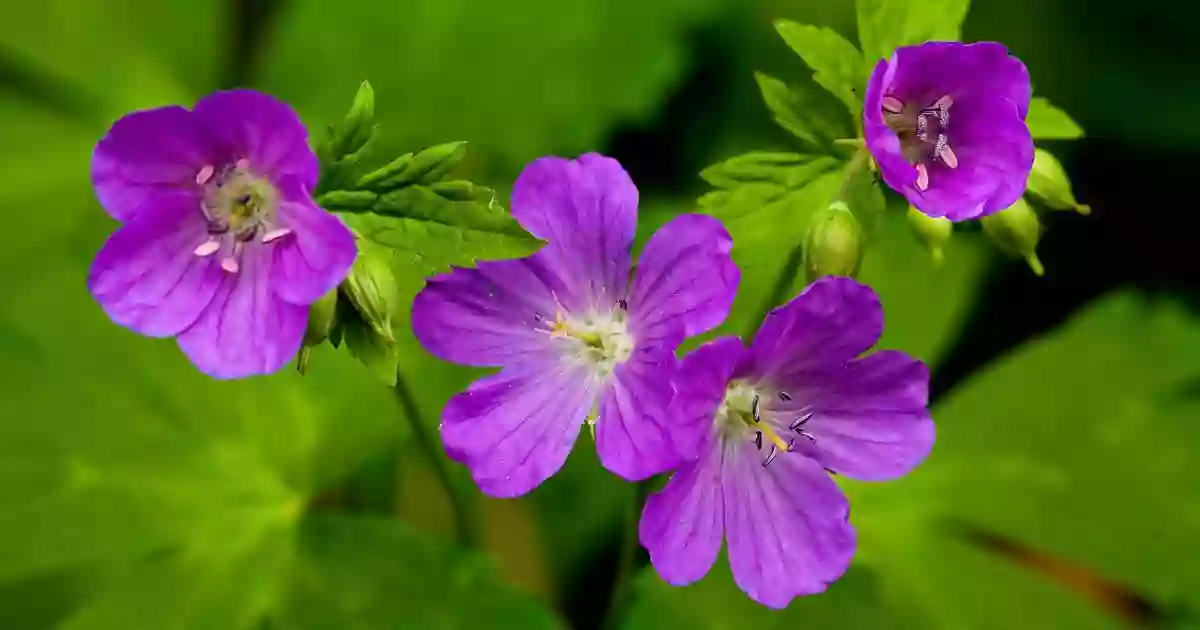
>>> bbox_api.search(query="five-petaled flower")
[411,154,740,498]
[88,90,357,379]
[639,277,934,608]
[864,41,1034,221]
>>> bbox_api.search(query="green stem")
[601,480,649,630]
[743,147,873,340]
[392,372,483,549]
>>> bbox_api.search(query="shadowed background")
[0,0,1196,629]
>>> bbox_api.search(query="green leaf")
[773,20,865,114]
[855,0,970,65]
[338,294,400,387]
[840,153,886,235]
[258,0,729,173]
[698,152,842,222]
[894,293,1200,612]
[753,72,853,150]
[1026,97,1085,140]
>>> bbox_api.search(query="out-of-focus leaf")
[773,20,865,114]
[855,0,970,66]
[753,72,854,150]
[1026,97,1085,140]
[258,0,728,174]
[897,293,1200,611]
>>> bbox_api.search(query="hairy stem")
[392,372,482,549]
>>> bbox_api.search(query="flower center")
[192,160,292,274]
[716,381,816,468]
[540,300,634,377]
[881,93,958,192]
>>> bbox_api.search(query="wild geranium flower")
[88,90,357,379]
[640,277,934,608]
[864,41,1034,221]
[411,154,739,498]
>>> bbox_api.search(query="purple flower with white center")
[88,90,357,379]
[411,154,739,498]
[864,41,1034,221]
[639,277,934,609]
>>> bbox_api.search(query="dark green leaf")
[773,20,865,114]
[855,0,970,66]
[753,72,854,150]
[1026,97,1085,140]
[338,293,400,386]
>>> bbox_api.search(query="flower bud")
[1026,149,1090,215]
[296,289,340,376]
[342,242,398,343]
[905,205,953,265]
[981,197,1044,276]
[804,201,863,283]
[340,81,376,158]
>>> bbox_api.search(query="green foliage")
[753,72,853,151]
[1027,97,1086,140]
[773,20,865,114]
[621,293,1200,629]
[855,0,970,65]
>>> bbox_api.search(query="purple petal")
[745,277,883,386]
[639,439,724,586]
[863,59,920,204]
[411,258,566,367]
[918,94,1034,219]
[177,246,307,379]
[628,214,739,343]
[723,447,855,608]
[776,351,934,481]
[91,106,218,222]
[671,337,746,461]
[510,154,637,313]
[884,42,1030,119]
[87,192,224,337]
[595,348,677,481]
[271,177,358,305]
[441,359,598,498]
[192,90,318,190]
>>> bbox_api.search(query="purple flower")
[88,90,357,379]
[864,41,1034,221]
[639,277,934,608]
[411,154,739,498]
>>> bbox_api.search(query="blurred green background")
[1,0,1197,628]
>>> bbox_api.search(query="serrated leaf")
[856,0,970,66]
[773,20,865,115]
[1026,97,1085,140]
[753,72,853,150]
[698,152,842,221]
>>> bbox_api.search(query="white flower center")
[191,160,292,273]
[715,380,816,468]
[542,303,635,377]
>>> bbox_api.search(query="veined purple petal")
[87,192,224,337]
[412,257,566,367]
[671,337,746,461]
[193,90,318,190]
[883,42,1030,118]
[595,347,677,481]
[92,106,218,222]
[745,277,883,385]
[441,359,598,498]
[177,246,307,379]
[774,350,934,481]
[629,214,739,343]
[271,177,358,305]
[510,154,637,312]
[863,58,920,202]
[723,445,855,609]
[639,438,725,586]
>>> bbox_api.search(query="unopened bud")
[804,201,863,283]
[905,205,953,265]
[981,198,1044,276]
[1026,149,1089,215]
[342,242,398,343]
[296,289,340,376]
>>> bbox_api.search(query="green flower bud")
[905,205,953,266]
[1027,149,1090,215]
[981,198,1045,276]
[342,241,398,343]
[804,201,863,283]
[296,289,340,376]
[339,81,376,158]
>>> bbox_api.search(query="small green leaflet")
[753,72,853,151]
[855,0,970,66]
[773,20,865,115]
[1026,97,1085,140]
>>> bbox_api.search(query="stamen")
[789,413,811,431]
[235,158,251,171]
[220,257,240,273]
[797,430,816,443]
[616,298,628,311]
[932,94,954,111]
[751,394,760,423]
[754,431,763,450]
[786,438,797,452]
[779,392,791,402]
[261,228,292,243]
[195,165,215,186]
[882,96,904,114]
[193,240,221,257]
[761,445,778,468]
[915,164,930,192]
[937,143,959,169]
[825,468,838,475]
